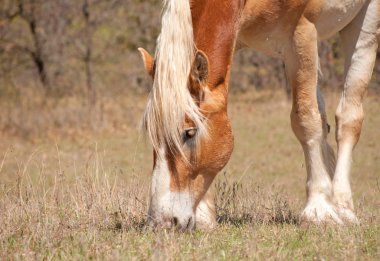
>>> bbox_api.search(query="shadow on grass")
[216,209,299,227]
[106,206,300,232]
[107,175,300,232]
[214,174,300,227]
[108,209,147,232]
[108,211,299,232]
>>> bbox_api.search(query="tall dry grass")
[0,143,305,259]
[0,147,147,259]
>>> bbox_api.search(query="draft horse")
[138,0,380,229]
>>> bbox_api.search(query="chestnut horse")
[138,0,380,229]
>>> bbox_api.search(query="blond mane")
[143,0,207,157]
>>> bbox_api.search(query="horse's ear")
[191,51,209,87]
[138,47,154,77]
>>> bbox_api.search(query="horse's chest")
[238,28,289,59]
[237,0,309,58]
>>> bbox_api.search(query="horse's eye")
[183,127,197,142]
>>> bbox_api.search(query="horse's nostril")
[186,217,193,229]
[172,217,179,226]
[170,216,194,230]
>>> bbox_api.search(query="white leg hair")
[333,0,379,223]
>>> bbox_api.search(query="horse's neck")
[191,0,245,89]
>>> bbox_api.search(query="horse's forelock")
[143,0,207,158]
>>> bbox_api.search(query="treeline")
[0,0,160,103]
[0,0,379,104]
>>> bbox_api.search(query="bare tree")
[0,0,70,92]
[75,0,122,105]
[14,0,49,89]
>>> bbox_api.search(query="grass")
[0,89,379,260]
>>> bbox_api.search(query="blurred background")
[1,0,379,139]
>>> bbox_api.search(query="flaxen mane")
[143,0,207,157]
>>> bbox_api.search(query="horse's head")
[138,0,241,230]
[138,47,233,229]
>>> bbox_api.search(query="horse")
[138,0,380,230]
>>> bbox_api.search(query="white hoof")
[196,218,217,230]
[300,197,343,225]
[336,206,359,224]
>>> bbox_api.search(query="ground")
[0,90,379,260]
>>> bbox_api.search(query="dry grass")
[0,89,379,260]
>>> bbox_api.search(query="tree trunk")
[22,0,50,90]
[83,0,96,105]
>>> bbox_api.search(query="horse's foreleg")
[334,1,379,223]
[195,187,217,230]
[286,17,341,224]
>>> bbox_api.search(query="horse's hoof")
[195,219,217,231]
[300,197,343,225]
[336,207,360,225]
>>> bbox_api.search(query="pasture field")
[0,90,379,260]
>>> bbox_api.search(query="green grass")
[0,90,379,260]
